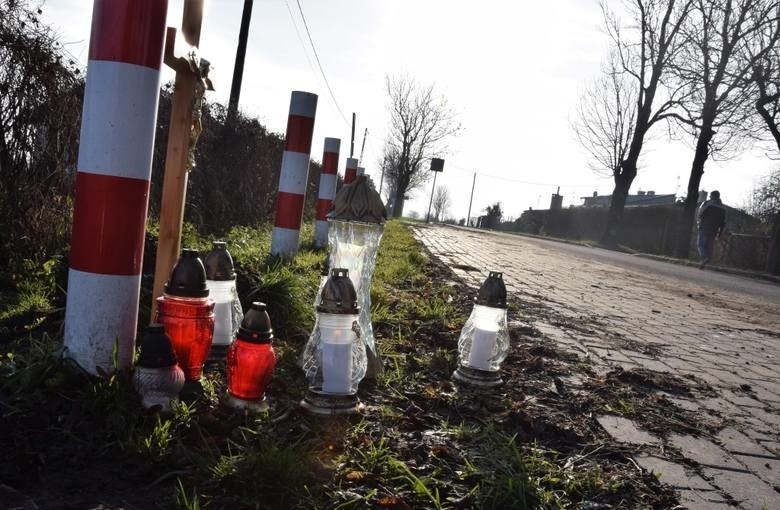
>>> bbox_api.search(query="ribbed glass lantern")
[134,324,185,412]
[453,271,510,388]
[325,175,387,378]
[301,268,366,415]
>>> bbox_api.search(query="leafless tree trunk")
[382,75,460,218]
[575,0,693,246]
[751,47,780,273]
[669,0,780,257]
[431,186,451,222]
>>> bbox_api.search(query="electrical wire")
[284,0,320,87]
[294,0,350,126]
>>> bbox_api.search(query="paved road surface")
[414,224,780,510]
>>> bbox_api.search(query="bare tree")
[750,50,780,272]
[749,168,780,272]
[669,0,780,257]
[431,186,451,221]
[575,0,693,245]
[0,0,83,269]
[382,74,460,218]
[483,202,503,229]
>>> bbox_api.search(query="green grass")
[0,220,657,509]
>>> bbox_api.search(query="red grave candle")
[227,302,276,402]
[154,249,214,381]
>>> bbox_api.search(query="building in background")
[580,190,676,208]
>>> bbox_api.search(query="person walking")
[697,190,726,269]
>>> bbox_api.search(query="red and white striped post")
[344,157,358,185]
[64,0,169,375]
[314,137,341,248]
[271,91,318,257]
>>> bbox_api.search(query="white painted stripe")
[346,157,358,170]
[289,91,318,118]
[77,60,161,180]
[314,220,329,248]
[278,151,311,195]
[271,227,301,257]
[357,167,365,176]
[317,173,338,199]
[64,269,141,375]
[324,137,341,153]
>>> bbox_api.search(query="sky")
[42,0,778,221]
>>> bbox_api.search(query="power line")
[445,161,601,188]
[294,0,350,126]
[284,0,319,85]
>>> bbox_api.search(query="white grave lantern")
[204,241,243,364]
[301,268,367,414]
[453,271,510,387]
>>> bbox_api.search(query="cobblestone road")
[413,224,780,510]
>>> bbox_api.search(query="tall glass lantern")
[326,175,387,378]
[301,268,366,415]
[453,271,510,388]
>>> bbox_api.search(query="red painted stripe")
[344,168,357,184]
[274,191,305,230]
[88,0,168,70]
[70,171,150,275]
[322,152,339,174]
[285,115,315,153]
[316,198,332,221]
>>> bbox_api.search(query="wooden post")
[151,0,207,320]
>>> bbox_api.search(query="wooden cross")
[151,0,213,320]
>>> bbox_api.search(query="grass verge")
[0,221,679,508]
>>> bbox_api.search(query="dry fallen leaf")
[344,470,369,481]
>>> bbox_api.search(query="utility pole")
[358,128,368,164]
[466,172,476,226]
[350,113,356,158]
[227,0,253,121]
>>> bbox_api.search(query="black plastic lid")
[204,241,236,280]
[476,271,508,309]
[236,302,274,343]
[317,268,360,314]
[164,249,209,298]
[137,324,177,368]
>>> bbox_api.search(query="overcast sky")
[43,0,777,221]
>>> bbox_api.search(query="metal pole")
[426,171,438,223]
[66,0,169,374]
[350,113,356,158]
[314,137,340,248]
[378,167,385,196]
[270,91,318,257]
[358,128,368,164]
[466,172,476,226]
[227,0,253,120]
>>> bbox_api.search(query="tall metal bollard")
[64,0,169,375]
[344,157,358,185]
[271,91,318,257]
[314,137,341,248]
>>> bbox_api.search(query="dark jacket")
[698,199,726,235]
